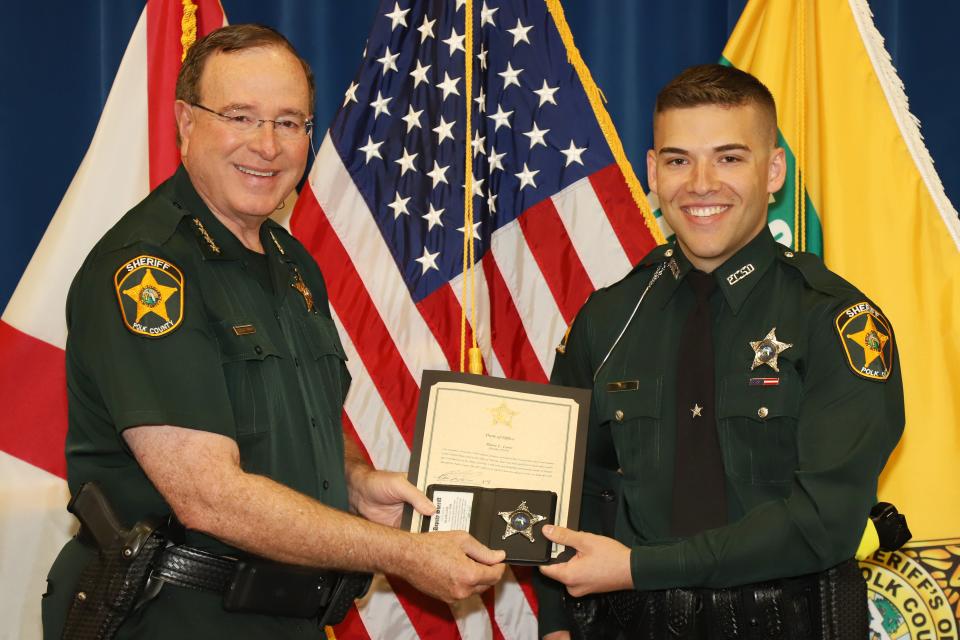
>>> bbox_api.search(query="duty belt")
[147,544,372,625]
[564,559,867,640]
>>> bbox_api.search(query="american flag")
[290,0,661,637]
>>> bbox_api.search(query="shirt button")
[294,357,300,368]
[616,467,624,476]
[614,409,624,422]
[600,489,615,502]
[322,480,330,490]
[254,345,263,355]
[784,250,795,258]
[757,406,769,419]
[310,417,318,428]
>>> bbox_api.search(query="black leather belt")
[565,559,866,640]
[152,545,237,592]
[147,544,371,625]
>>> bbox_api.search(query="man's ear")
[646,149,659,194]
[767,147,786,193]
[173,100,194,155]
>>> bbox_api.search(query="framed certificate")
[401,370,590,563]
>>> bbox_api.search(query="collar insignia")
[726,263,755,286]
[269,230,286,255]
[191,218,220,254]
[749,327,792,372]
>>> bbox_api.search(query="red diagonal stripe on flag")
[0,321,68,478]
[590,164,658,265]
[518,197,594,324]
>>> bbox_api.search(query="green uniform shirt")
[536,228,904,635]
[46,167,350,639]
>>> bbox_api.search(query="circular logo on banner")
[861,544,959,640]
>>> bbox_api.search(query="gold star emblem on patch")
[691,404,703,418]
[845,313,890,371]
[489,402,518,427]
[114,256,184,338]
[749,327,792,372]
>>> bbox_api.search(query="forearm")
[186,465,418,575]
[343,434,373,513]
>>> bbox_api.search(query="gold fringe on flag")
[461,0,482,373]
[544,0,664,246]
[180,0,199,61]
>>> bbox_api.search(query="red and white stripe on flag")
[0,2,224,637]
[290,1,659,637]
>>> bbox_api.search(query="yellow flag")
[725,1,960,636]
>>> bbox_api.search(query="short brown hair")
[176,24,315,113]
[655,64,777,142]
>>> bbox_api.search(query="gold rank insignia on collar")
[749,327,792,372]
[269,230,285,255]
[191,218,220,254]
[291,268,314,313]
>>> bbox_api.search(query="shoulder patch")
[834,301,893,381]
[114,255,184,337]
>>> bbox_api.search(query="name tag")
[232,324,256,336]
[606,380,639,392]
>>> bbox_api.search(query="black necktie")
[670,270,727,537]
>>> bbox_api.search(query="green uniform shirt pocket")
[596,376,662,482]
[212,320,284,439]
[298,313,351,410]
[718,372,801,485]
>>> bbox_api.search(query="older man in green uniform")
[535,65,904,638]
[43,25,504,640]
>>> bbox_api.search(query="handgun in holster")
[61,482,172,640]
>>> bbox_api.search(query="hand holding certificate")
[402,371,590,564]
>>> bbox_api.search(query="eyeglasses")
[190,103,313,139]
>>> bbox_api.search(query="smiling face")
[647,103,785,273]
[174,45,311,234]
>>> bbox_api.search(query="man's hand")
[400,531,506,603]
[543,633,571,640]
[349,467,435,528]
[538,525,632,597]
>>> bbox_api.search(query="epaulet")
[99,188,186,253]
[623,243,676,278]
[774,247,859,299]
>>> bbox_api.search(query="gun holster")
[62,484,171,640]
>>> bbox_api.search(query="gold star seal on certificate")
[123,268,178,323]
[846,313,890,370]
[489,402,518,427]
[499,501,546,542]
[749,327,792,372]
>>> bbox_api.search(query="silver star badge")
[499,501,546,542]
[749,327,792,372]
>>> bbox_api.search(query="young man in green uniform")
[43,25,504,639]
[535,65,904,638]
